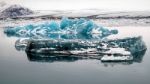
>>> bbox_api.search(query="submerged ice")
[4,17,118,40]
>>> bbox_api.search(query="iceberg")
[4,18,146,63]
[15,36,147,62]
[4,17,118,40]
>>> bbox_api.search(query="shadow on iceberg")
[26,53,84,63]
[15,36,147,64]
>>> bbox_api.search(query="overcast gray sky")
[1,0,150,11]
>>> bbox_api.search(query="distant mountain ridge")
[0,4,33,19]
[0,3,150,20]
[18,9,150,20]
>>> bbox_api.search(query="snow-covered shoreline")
[0,4,150,27]
[1,18,150,28]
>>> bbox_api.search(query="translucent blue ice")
[4,17,118,40]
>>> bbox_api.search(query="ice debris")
[4,17,118,40]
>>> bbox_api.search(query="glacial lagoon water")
[0,26,150,84]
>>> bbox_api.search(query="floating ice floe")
[15,36,146,62]
[4,17,118,40]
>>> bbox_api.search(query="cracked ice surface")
[4,17,118,40]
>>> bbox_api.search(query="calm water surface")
[0,26,150,84]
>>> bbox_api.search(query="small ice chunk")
[101,47,133,61]
[104,48,131,55]
[101,55,133,62]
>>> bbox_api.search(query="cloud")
[1,0,150,11]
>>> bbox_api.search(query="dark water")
[0,26,150,84]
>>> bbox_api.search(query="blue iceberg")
[4,17,118,40]
[4,17,147,62]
